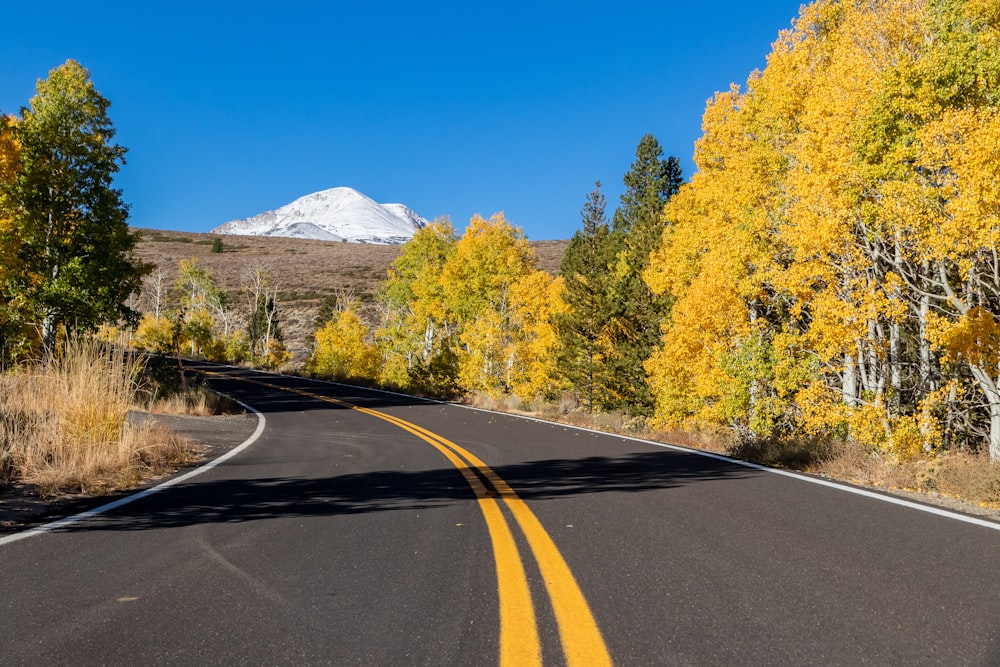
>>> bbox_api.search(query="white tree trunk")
[969,364,1000,462]
[843,353,859,407]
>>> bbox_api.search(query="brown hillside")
[133,228,569,358]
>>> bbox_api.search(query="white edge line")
[0,399,266,548]
[281,371,1000,533]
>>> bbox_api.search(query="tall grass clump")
[0,338,193,494]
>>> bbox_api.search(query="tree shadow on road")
[60,449,757,532]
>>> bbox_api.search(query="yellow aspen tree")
[312,302,380,381]
[644,14,810,437]
[508,272,566,401]
[132,313,174,354]
[745,0,936,458]
[442,213,536,396]
[775,0,930,452]
[645,0,951,458]
[843,0,1000,458]
[917,108,1000,460]
[174,259,222,357]
[375,218,458,392]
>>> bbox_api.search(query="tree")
[605,135,683,413]
[2,60,145,352]
[175,259,223,356]
[557,182,614,410]
[0,114,29,361]
[242,263,281,361]
[374,218,458,392]
[312,299,380,381]
[442,214,536,396]
[372,213,555,399]
[643,0,1000,462]
[509,271,566,401]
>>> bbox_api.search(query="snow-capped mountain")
[212,187,428,245]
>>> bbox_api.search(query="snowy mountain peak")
[212,187,428,244]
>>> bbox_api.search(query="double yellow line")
[209,371,611,666]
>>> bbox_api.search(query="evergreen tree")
[557,181,614,411]
[605,134,682,414]
[3,60,144,352]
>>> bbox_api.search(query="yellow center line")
[203,370,611,666]
[371,409,613,667]
[333,397,542,667]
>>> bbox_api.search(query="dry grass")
[816,445,1000,510]
[463,392,728,450]
[0,339,198,495]
[150,383,240,417]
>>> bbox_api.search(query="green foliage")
[603,134,682,414]
[211,237,224,253]
[557,182,614,410]
[1,60,146,354]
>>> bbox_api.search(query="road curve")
[1,362,999,665]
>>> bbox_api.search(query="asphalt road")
[2,363,999,665]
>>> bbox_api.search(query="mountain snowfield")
[212,187,428,244]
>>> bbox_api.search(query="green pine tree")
[557,181,614,411]
[604,134,683,414]
[3,60,145,353]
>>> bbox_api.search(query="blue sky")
[1,1,804,241]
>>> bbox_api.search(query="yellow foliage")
[642,0,983,452]
[0,114,19,184]
[263,338,290,369]
[457,308,509,398]
[847,404,931,463]
[508,272,566,401]
[441,213,535,321]
[133,314,175,354]
[376,217,457,387]
[925,307,1000,369]
[313,307,379,380]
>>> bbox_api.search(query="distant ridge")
[212,187,428,245]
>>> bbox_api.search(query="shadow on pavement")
[60,449,755,532]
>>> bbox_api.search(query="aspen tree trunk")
[423,321,434,358]
[889,240,903,413]
[843,353,859,407]
[264,294,277,351]
[872,319,887,398]
[748,302,759,425]
[916,262,935,393]
[889,320,902,413]
[918,289,933,392]
[858,339,872,395]
[969,365,1000,462]
[152,270,165,319]
[41,207,58,354]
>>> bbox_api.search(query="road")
[2,363,999,665]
